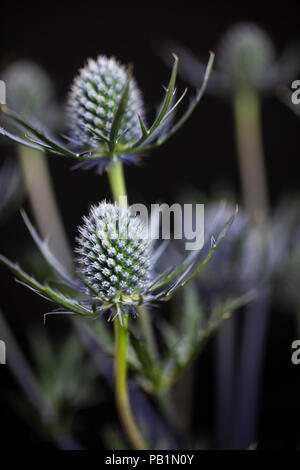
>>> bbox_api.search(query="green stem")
[233,87,269,215]
[18,145,73,272]
[107,159,127,207]
[232,87,271,448]
[107,158,148,450]
[113,318,147,450]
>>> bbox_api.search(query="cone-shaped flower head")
[75,202,152,306]
[217,23,275,90]
[67,56,144,148]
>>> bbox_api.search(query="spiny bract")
[67,56,144,148]
[217,23,275,89]
[75,202,152,304]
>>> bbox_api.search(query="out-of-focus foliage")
[0,155,24,223]
[30,329,99,414]
[161,22,300,99]
[1,60,60,128]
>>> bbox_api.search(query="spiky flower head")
[75,202,152,311]
[0,200,236,324]
[0,53,214,172]
[67,56,144,149]
[217,23,275,90]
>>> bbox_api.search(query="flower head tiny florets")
[75,202,152,304]
[67,56,144,148]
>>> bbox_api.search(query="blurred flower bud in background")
[1,60,60,128]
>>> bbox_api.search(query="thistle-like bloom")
[67,56,144,149]
[0,202,236,323]
[75,202,151,305]
[0,53,214,172]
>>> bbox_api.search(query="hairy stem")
[107,158,148,450]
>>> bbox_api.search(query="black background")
[1,3,300,449]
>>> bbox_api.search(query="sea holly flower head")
[0,202,236,324]
[67,56,144,150]
[0,53,214,172]
[75,202,152,307]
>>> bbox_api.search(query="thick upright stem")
[107,158,148,450]
[233,87,269,216]
[113,318,146,450]
[232,86,271,449]
[107,159,127,207]
[232,289,271,449]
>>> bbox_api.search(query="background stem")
[138,305,159,360]
[232,289,271,449]
[233,87,269,215]
[214,315,236,449]
[18,145,73,272]
[232,86,271,449]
